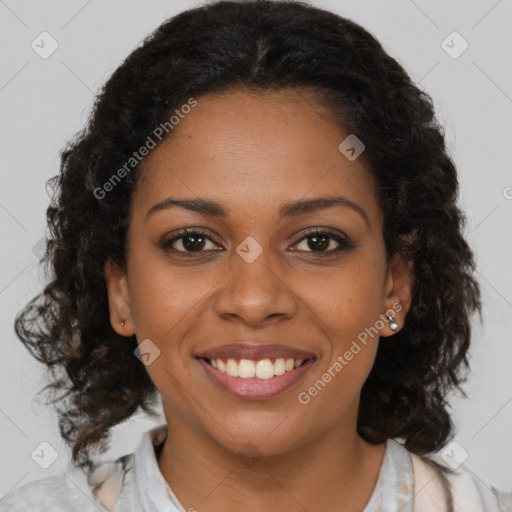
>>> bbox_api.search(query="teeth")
[226,359,238,377]
[274,358,286,375]
[209,357,306,379]
[238,359,256,378]
[255,359,274,380]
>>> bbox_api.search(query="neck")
[156,415,386,512]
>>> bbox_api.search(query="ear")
[104,258,135,337]
[380,252,413,337]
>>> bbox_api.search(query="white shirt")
[1,423,511,511]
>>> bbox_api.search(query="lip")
[195,342,316,361]
[197,357,316,400]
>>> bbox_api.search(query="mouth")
[200,356,310,378]
[195,354,316,400]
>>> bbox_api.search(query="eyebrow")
[145,195,370,228]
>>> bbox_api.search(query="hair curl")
[15,0,481,465]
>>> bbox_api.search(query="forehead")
[132,88,381,228]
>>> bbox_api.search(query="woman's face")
[105,88,411,456]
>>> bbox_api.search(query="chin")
[205,413,311,459]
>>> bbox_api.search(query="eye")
[161,227,355,257]
[161,228,220,254]
[290,228,355,256]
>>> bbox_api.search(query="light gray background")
[1,0,511,499]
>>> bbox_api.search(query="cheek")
[125,255,215,412]
[296,258,385,419]
[296,250,386,343]
[292,249,385,406]
[127,252,217,343]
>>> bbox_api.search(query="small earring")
[386,315,399,331]
[121,320,125,327]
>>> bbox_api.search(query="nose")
[213,244,298,328]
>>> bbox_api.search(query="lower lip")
[197,358,315,400]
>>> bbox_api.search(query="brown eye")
[161,227,355,257]
[290,228,355,255]
[162,228,219,253]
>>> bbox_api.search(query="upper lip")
[195,343,316,361]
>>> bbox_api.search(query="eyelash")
[161,227,355,257]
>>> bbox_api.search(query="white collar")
[132,423,186,512]
[130,423,414,512]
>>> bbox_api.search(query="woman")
[4,1,511,511]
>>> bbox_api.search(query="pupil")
[309,235,328,251]
[183,235,205,251]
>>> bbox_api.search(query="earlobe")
[380,252,413,337]
[103,258,135,337]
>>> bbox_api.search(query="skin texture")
[104,88,412,511]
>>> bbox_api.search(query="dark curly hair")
[15,0,481,465]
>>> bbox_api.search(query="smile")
[209,357,305,379]
[197,356,316,399]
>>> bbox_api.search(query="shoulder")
[0,454,134,512]
[409,449,512,512]
[0,467,101,512]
